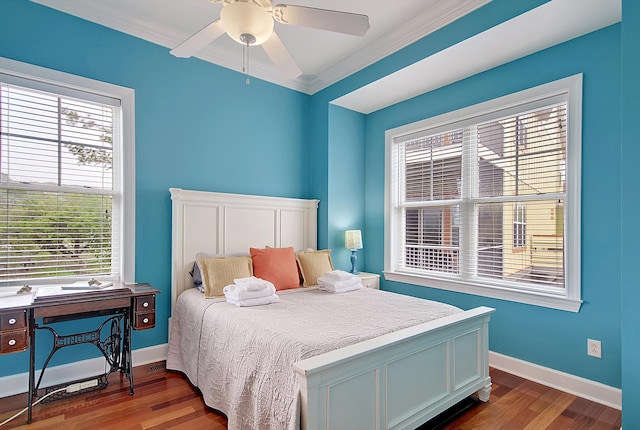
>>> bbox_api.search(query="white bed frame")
[170,188,494,430]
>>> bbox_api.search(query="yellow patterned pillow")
[296,249,334,287]
[198,256,253,298]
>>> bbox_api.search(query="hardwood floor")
[0,362,621,429]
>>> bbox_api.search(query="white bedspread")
[167,286,461,430]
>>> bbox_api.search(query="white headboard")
[170,188,319,315]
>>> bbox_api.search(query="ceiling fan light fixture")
[220,2,274,46]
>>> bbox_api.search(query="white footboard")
[294,306,494,430]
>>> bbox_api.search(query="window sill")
[383,271,582,312]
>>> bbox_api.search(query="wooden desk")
[0,283,159,423]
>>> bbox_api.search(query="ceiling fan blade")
[261,32,302,79]
[272,5,369,36]
[170,19,225,58]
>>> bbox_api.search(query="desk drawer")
[0,329,28,353]
[133,312,155,330]
[134,295,155,313]
[133,294,156,330]
[1,310,27,330]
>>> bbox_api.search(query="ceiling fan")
[170,0,370,79]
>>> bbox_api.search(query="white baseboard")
[0,345,621,411]
[0,343,168,398]
[489,351,621,410]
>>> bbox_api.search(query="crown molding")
[193,45,310,93]
[30,0,489,95]
[30,0,180,48]
[305,0,491,94]
[333,0,621,113]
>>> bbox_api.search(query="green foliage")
[0,190,112,280]
[62,107,113,168]
[0,94,116,282]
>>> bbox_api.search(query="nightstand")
[357,272,380,289]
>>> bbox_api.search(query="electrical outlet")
[588,338,602,358]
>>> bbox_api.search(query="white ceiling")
[29,0,490,94]
[30,0,621,114]
[333,0,622,113]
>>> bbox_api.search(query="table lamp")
[345,230,363,274]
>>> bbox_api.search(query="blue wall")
[362,25,622,388]
[0,0,311,376]
[309,103,366,270]
[311,0,550,268]
[327,105,366,271]
[309,97,330,250]
[620,1,639,427]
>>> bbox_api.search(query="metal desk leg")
[27,311,35,423]
[123,308,134,395]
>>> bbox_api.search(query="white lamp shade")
[345,230,363,250]
[221,2,274,45]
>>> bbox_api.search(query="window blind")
[396,102,567,292]
[0,81,120,284]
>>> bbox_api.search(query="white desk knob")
[143,318,149,324]
[142,302,149,308]
[8,339,16,346]
[8,318,16,325]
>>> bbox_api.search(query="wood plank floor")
[0,362,621,429]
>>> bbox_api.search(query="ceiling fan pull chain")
[170,3,369,81]
[243,41,251,85]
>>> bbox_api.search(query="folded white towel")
[233,276,271,291]
[317,275,361,290]
[226,294,279,307]
[318,281,362,293]
[322,270,355,281]
[223,282,276,300]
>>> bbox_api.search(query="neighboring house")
[0,0,638,428]
[400,106,566,286]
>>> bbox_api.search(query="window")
[513,202,526,249]
[385,75,582,311]
[0,58,135,286]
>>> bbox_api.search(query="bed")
[166,188,494,430]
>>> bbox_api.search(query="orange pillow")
[250,247,300,290]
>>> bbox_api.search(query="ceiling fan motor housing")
[172,0,368,80]
[220,1,274,45]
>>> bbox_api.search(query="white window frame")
[384,75,582,312]
[0,57,135,284]
[513,202,527,249]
